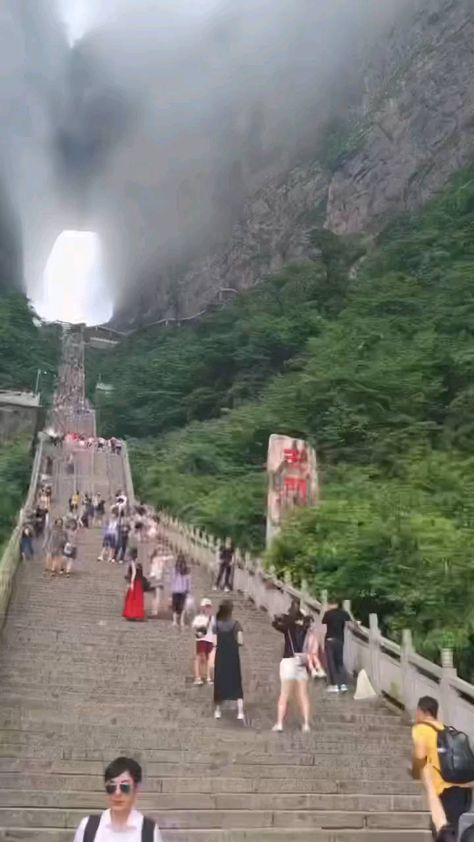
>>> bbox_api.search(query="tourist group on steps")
[23,436,474,841]
[22,331,474,841]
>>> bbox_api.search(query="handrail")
[0,434,45,630]
[157,512,474,731]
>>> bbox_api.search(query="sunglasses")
[105,782,134,796]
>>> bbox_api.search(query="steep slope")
[326,0,474,234]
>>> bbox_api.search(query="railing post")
[343,599,356,675]
[401,629,416,720]
[368,613,382,694]
[440,648,458,725]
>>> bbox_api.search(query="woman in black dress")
[213,600,244,721]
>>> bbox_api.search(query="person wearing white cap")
[192,598,215,686]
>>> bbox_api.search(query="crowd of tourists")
[46,430,124,452]
[36,465,474,841]
[40,332,474,841]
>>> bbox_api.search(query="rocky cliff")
[326,0,474,234]
[115,0,473,326]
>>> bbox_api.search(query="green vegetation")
[0,291,60,546]
[88,166,474,673]
[0,439,32,549]
[0,293,60,398]
[317,117,367,173]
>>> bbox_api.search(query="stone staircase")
[0,440,431,840]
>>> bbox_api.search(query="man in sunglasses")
[74,756,163,841]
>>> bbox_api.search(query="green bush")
[0,439,32,548]
[0,293,60,398]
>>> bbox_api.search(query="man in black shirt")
[321,600,351,694]
[214,543,234,592]
[116,519,131,563]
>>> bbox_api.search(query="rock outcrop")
[114,163,328,327]
[326,0,474,234]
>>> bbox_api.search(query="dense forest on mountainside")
[0,440,33,549]
[0,293,59,395]
[88,166,474,672]
[0,292,60,545]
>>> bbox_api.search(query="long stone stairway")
[0,346,431,839]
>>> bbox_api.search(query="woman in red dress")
[123,554,145,621]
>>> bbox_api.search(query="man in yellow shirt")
[412,696,472,837]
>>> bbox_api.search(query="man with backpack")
[412,696,474,838]
[73,756,163,841]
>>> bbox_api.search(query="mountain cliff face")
[115,0,473,326]
[326,0,474,234]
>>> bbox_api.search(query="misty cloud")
[1,0,418,321]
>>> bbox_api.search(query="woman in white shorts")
[272,600,312,733]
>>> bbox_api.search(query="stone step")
[0,412,428,839]
[0,743,409,763]
[0,828,433,841]
[0,807,431,830]
[0,775,420,796]
[0,758,415,782]
[0,731,407,752]
[0,791,424,812]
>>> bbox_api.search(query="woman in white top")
[148,547,173,617]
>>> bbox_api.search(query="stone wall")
[0,404,39,442]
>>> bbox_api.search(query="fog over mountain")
[0,0,436,320]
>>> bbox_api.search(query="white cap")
[200,598,212,608]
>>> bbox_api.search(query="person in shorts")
[192,598,215,685]
[272,599,312,733]
[412,696,473,838]
[63,519,78,576]
[421,764,457,842]
[98,512,119,563]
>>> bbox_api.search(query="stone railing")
[0,433,45,630]
[121,442,136,509]
[159,512,474,731]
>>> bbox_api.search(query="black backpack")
[425,723,474,785]
[84,814,155,841]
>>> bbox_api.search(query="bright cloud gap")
[35,230,113,326]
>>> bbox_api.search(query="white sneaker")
[272,723,283,732]
[193,678,204,686]
[224,587,230,593]
[315,668,326,679]
[237,711,245,721]
[340,684,348,693]
[327,686,340,693]
[214,709,222,720]
[206,678,214,685]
